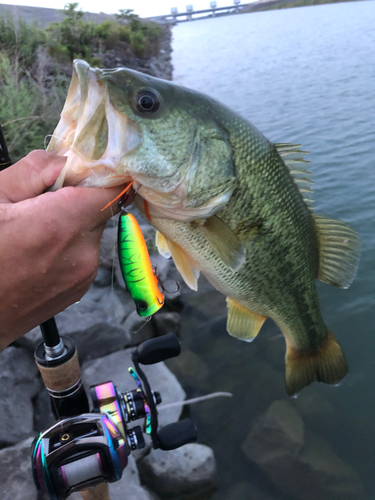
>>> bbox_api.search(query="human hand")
[0,150,132,349]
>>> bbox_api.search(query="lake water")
[169,2,375,499]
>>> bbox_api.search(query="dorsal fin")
[313,215,361,289]
[275,143,314,210]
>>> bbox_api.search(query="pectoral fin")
[196,216,246,272]
[155,231,171,259]
[314,215,361,289]
[226,298,266,342]
[167,239,200,291]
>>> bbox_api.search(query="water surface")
[169,3,375,499]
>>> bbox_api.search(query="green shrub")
[117,25,132,44]
[0,14,45,68]
[95,19,116,40]
[0,52,67,161]
[130,30,148,58]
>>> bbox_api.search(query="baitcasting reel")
[32,333,198,500]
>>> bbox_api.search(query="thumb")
[0,150,66,203]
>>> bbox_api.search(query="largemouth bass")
[48,60,360,395]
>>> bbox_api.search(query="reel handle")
[157,418,198,451]
[134,332,181,365]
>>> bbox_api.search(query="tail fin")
[285,329,348,396]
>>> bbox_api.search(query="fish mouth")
[48,60,142,190]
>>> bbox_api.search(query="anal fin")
[226,298,266,342]
[155,231,171,259]
[314,215,361,289]
[196,216,246,272]
[167,239,200,291]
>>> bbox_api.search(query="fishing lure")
[118,211,164,317]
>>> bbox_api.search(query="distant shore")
[242,0,365,14]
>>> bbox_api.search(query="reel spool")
[32,334,198,499]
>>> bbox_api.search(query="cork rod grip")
[36,350,81,392]
[80,482,111,500]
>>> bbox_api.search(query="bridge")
[149,1,256,22]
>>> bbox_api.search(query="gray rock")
[93,283,134,325]
[55,296,130,361]
[143,487,161,500]
[15,326,43,351]
[121,307,182,349]
[153,312,181,337]
[123,311,157,347]
[0,347,41,445]
[242,400,367,500]
[242,400,304,464]
[0,437,38,500]
[138,443,217,499]
[0,346,39,382]
[94,266,113,287]
[0,379,37,445]
[82,348,186,428]
[224,481,278,500]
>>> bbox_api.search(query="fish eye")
[136,91,160,113]
[137,300,148,311]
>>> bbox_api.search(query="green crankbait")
[118,212,164,317]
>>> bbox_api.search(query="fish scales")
[48,60,360,395]
[147,135,325,351]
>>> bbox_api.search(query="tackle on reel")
[31,333,198,500]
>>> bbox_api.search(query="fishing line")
[126,312,152,335]
[44,134,60,149]
[158,392,233,410]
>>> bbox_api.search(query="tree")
[115,9,141,30]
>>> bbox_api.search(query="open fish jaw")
[48,60,141,190]
[47,60,236,222]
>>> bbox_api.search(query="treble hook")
[152,265,180,294]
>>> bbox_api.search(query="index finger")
[39,184,130,231]
[0,151,66,203]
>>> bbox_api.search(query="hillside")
[0,3,113,27]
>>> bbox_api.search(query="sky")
[0,0,249,18]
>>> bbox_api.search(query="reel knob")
[157,418,198,451]
[134,333,181,365]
